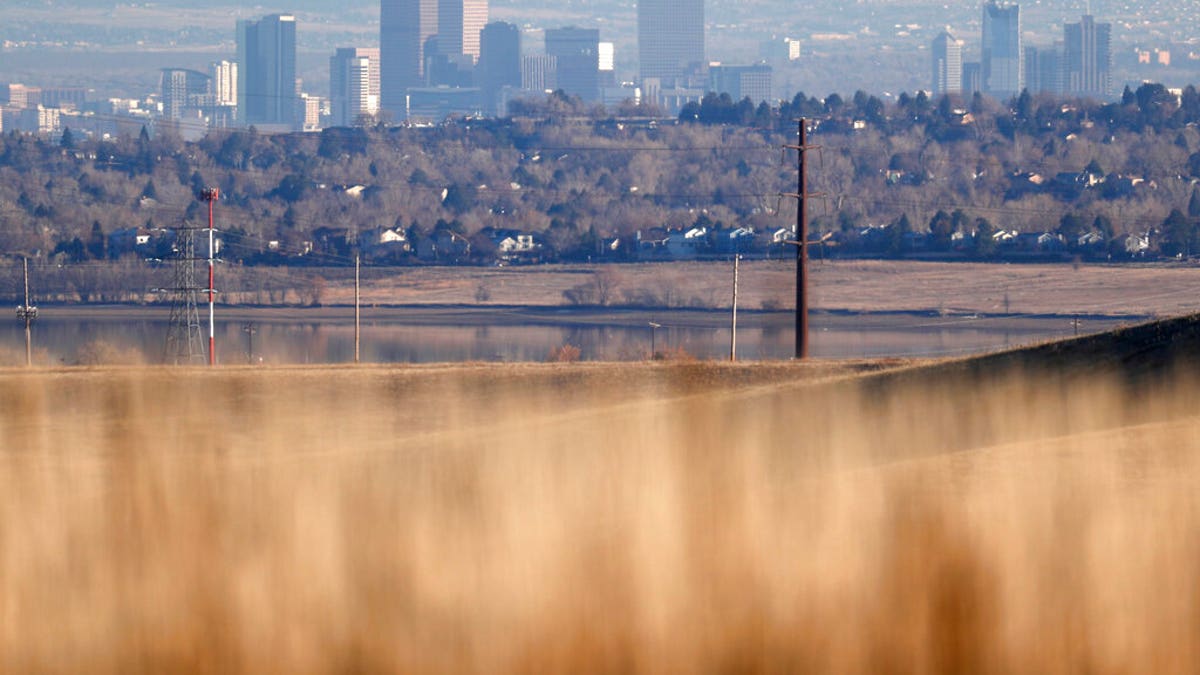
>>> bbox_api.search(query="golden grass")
[1,358,1198,673]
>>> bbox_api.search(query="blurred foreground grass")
[1,343,1198,673]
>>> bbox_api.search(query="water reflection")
[0,313,1124,365]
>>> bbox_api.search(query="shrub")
[547,344,581,362]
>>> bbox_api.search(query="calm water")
[0,312,1128,365]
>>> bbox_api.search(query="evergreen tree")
[1188,187,1200,219]
[973,217,997,257]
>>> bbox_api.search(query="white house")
[666,226,707,259]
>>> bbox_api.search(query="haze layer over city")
[2,0,1199,115]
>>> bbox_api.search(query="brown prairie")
[1,317,1199,673]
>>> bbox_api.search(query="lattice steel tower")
[163,225,206,364]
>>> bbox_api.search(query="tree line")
[1,81,1200,271]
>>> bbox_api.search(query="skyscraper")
[211,60,238,107]
[237,14,297,128]
[545,27,600,102]
[638,0,704,85]
[437,0,488,62]
[381,0,438,116]
[709,64,773,103]
[982,1,1021,98]
[161,68,210,120]
[1064,14,1111,100]
[478,22,521,114]
[330,48,381,127]
[931,31,962,97]
[1024,44,1063,95]
[521,55,557,92]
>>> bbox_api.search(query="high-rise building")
[760,37,801,63]
[2,84,41,110]
[931,31,963,97]
[478,21,521,114]
[237,14,297,128]
[40,88,87,110]
[962,62,983,95]
[161,68,210,120]
[299,93,325,132]
[638,0,704,85]
[211,60,238,107]
[545,27,600,102]
[1024,44,1063,95]
[330,48,380,126]
[437,0,488,62]
[521,55,557,92]
[381,0,438,117]
[982,1,1022,98]
[1064,14,1111,100]
[709,64,773,103]
[599,42,616,86]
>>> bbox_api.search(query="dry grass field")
[333,260,1200,319]
[3,317,1200,673]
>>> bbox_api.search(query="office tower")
[478,22,521,114]
[330,48,380,126]
[2,84,41,109]
[211,60,238,107]
[299,93,324,131]
[982,1,1021,98]
[381,0,438,116]
[1023,44,1062,95]
[760,37,801,63]
[161,68,210,120]
[962,62,983,94]
[521,55,557,92]
[1064,14,1111,99]
[437,0,488,62]
[40,88,87,109]
[545,27,600,102]
[709,64,773,103]
[638,0,704,85]
[599,42,615,86]
[237,14,297,127]
[931,31,963,97]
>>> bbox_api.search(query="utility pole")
[16,257,37,367]
[783,118,817,359]
[242,323,256,364]
[730,254,740,362]
[200,188,219,366]
[354,253,361,364]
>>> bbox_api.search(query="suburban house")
[711,226,756,254]
[358,227,410,253]
[489,229,541,261]
[666,226,708,259]
[636,228,671,258]
[417,230,471,262]
[1121,232,1151,256]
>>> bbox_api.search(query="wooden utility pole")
[730,254,740,361]
[784,119,815,359]
[354,254,361,364]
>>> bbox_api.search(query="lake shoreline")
[31,302,1153,333]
